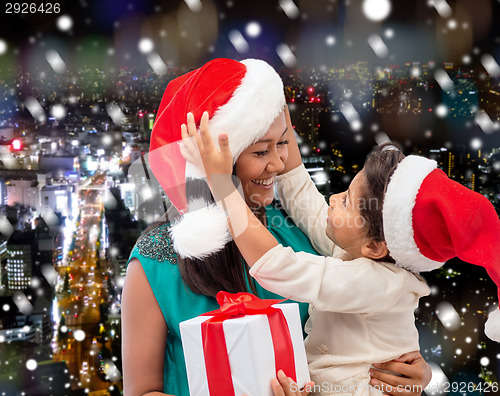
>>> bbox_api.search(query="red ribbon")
[200,291,297,395]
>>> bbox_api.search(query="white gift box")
[180,302,310,396]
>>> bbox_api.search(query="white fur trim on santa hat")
[485,309,500,342]
[169,199,231,259]
[383,155,445,273]
[208,58,286,162]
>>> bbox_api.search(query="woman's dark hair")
[360,142,405,262]
[138,177,258,298]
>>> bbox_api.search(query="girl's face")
[326,170,371,258]
[234,111,288,208]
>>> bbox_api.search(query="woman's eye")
[255,150,268,157]
[342,195,347,207]
[277,140,289,146]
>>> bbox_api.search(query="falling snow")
[362,0,392,22]
[279,0,300,19]
[0,39,7,55]
[246,22,261,38]
[45,50,67,74]
[276,43,296,67]
[56,15,73,32]
[228,30,249,53]
[367,34,389,58]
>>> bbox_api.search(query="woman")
[121,58,432,396]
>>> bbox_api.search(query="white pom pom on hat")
[169,200,232,259]
[485,309,500,342]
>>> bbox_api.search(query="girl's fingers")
[186,112,196,136]
[218,134,230,153]
[181,123,188,139]
[199,111,210,135]
[178,142,190,162]
[198,118,216,151]
[198,111,213,149]
[180,124,199,158]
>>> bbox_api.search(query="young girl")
[181,110,500,395]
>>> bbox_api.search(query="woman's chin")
[245,193,274,208]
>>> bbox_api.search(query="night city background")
[0,0,499,395]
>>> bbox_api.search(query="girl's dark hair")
[360,142,405,262]
[139,177,258,298]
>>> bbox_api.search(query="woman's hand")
[180,111,233,183]
[241,370,313,396]
[369,351,431,396]
[271,370,314,396]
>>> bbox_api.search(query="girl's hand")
[271,370,314,396]
[369,351,431,396]
[180,111,233,184]
[179,112,206,178]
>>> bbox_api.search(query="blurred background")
[0,0,499,395]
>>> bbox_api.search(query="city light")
[11,139,22,151]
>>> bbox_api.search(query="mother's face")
[234,111,288,208]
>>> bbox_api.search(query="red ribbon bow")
[200,291,297,395]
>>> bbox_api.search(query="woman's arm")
[276,165,334,256]
[122,258,173,396]
[369,351,432,396]
[275,107,334,256]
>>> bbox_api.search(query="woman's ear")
[361,240,388,260]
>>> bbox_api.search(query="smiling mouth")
[251,176,275,186]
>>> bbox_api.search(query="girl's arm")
[181,111,279,266]
[248,245,427,313]
[121,259,173,396]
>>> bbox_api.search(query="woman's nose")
[266,150,285,173]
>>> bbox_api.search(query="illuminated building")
[6,179,40,210]
[6,231,35,291]
[40,184,74,219]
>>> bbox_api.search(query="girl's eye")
[255,150,268,157]
[342,195,347,207]
[277,140,289,146]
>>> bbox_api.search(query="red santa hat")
[382,155,500,342]
[148,58,285,259]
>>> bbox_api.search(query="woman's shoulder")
[129,222,177,265]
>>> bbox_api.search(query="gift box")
[180,292,310,396]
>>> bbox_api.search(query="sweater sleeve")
[249,245,429,314]
[275,164,335,256]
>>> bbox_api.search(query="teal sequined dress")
[127,202,320,396]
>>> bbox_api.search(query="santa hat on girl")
[382,155,500,342]
[148,58,285,259]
